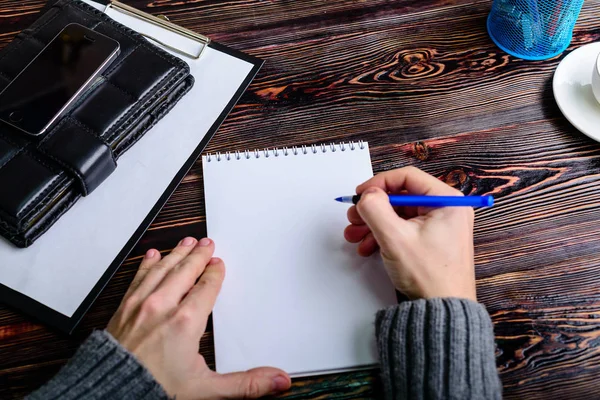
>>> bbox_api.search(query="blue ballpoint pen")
[335,194,494,208]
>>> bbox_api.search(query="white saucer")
[553,42,600,141]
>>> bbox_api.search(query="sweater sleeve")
[375,298,502,400]
[26,330,168,400]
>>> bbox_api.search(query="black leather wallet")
[0,0,194,247]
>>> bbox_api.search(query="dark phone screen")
[0,24,119,135]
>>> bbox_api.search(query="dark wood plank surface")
[2,0,600,398]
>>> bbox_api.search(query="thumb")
[213,367,291,398]
[356,187,406,248]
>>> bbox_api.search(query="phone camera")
[9,110,23,122]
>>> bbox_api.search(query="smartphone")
[0,23,120,136]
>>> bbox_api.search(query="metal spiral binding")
[205,141,365,162]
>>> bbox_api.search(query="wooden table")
[2,0,600,398]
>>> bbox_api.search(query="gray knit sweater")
[27,298,502,399]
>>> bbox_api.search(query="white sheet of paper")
[0,6,254,317]
[203,143,397,376]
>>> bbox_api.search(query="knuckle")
[357,192,379,210]
[140,295,165,317]
[168,248,187,259]
[399,165,420,178]
[241,376,263,398]
[175,258,203,277]
[170,244,194,258]
[198,275,222,290]
[138,264,153,273]
[172,308,194,330]
[183,250,213,269]
[150,261,169,272]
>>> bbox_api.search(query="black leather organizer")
[0,0,194,247]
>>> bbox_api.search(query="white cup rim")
[594,51,600,106]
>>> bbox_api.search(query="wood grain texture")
[2,0,600,398]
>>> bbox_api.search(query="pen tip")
[335,197,343,202]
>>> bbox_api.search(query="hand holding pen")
[342,167,481,301]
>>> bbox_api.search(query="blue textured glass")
[487,0,585,60]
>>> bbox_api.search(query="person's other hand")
[344,167,476,301]
[107,237,291,399]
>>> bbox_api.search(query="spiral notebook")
[202,142,397,377]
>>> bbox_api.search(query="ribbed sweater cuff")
[375,298,502,400]
[27,330,168,400]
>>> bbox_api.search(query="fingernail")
[199,238,212,247]
[272,375,289,392]
[209,257,221,265]
[180,237,196,246]
[145,249,156,258]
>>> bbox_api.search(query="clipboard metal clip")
[107,0,210,60]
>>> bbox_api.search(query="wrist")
[402,282,477,302]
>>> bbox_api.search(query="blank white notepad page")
[203,142,397,376]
